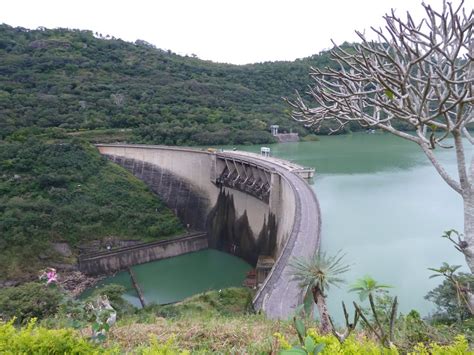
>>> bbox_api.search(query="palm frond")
[289,250,349,293]
[349,275,392,301]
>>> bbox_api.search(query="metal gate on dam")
[95,144,321,319]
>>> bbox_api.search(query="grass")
[152,287,255,318]
[75,287,297,353]
[108,314,295,353]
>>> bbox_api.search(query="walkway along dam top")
[220,151,321,319]
[95,144,321,319]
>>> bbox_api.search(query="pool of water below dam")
[82,249,252,308]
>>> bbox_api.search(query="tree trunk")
[466,291,474,315]
[312,286,332,334]
[462,191,474,313]
[463,191,474,274]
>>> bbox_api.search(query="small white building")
[260,147,271,157]
[270,125,279,136]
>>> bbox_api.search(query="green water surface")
[86,249,252,307]
[230,132,468,320]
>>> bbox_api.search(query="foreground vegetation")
[0,285,472,354]
[0,132,182,282]
[2,319,471,354]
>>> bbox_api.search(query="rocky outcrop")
[59,271,100,297]
[52,242,73,257]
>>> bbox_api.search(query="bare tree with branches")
[286,1,473,271]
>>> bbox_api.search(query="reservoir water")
[233,132,467,320]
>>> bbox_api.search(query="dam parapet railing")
[219,151,321,318]
[220,150,315,179]
[95,144,321,319]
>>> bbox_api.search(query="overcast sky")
[1,0,471,64]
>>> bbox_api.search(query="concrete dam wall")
[79,233,208,275]
[96,144,321,319]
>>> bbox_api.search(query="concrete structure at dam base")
[93,144,321,319]
[78,232,208,275]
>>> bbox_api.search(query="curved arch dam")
[95,144,321,319]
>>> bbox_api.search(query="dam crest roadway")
[95,144,321,319]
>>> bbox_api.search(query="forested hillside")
[0,24,341,145]
[0,135,183,282]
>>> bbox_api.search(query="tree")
[349,276,398,347]
[349,275,392,301]
[290,251,349,334]
[426,271,474,324]
[286,1,474,272]
[427,262,474,319]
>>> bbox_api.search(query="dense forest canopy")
[0,24,349,145]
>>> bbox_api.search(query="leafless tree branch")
[284,0,474,272]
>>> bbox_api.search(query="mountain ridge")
[0,24,343,144]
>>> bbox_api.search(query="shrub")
[0,282,64,324]
[412,335,471,354]
[0,319,107,354]
[38,174,69,189]
[137,336,190,355]
[425,272,474,324]
[274,328,472,355]
[88,284,135,317]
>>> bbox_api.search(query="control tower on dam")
[96,144,321,319]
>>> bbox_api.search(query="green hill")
[0,24,339,145]
[0,136,182,283]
